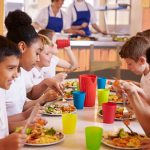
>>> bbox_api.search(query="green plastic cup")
[62,114,77,134]
[97,89,110,106]
[85,126,103,150]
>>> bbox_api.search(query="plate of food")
[25,126,64,146]
[43,102,76,116]
[16,120,64,146]
[64,88,74,100]
[98,107,136,121]
[108,92,128,104]
[63,80,78,88]
[103,128,147,149]
[112,35,129,42]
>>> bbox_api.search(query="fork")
[123,120,138,136]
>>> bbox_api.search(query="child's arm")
[8,107,33,122]
[129,92,150,137]
[52,72,67,82]
[8,120,26,133]
[131,81,140,87]
[0,133,26,150]
[24,89,60,111]
[142,139,150,150]
[123,82,150,136]
[57,46,78,70]
[27,78,63,100]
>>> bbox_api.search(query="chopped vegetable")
[45,127,56,135]
[25,128,32,135]
[118,128,129,138]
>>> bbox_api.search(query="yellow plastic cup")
[62,114,77,134]
[97,89,110,106]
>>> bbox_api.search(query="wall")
[130,0,142,35]
[25,0,50,20]
[0,0,4,35]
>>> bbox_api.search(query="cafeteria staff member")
[67,0,106,36]
[33,0,85,35]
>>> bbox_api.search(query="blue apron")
[46,7,63,32]
[72,2,91,36]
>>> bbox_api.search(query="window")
[63,0,95,8]
[105,0,131,34]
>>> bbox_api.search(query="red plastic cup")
[102,102,116,124]
[56,39,70,48]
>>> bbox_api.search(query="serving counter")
[70,40,124,78]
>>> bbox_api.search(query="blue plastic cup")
[97,77,107,89]
[73,91,86,109]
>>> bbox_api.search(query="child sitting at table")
[119,36,150,102]
[122,47,150,142]
[5,10,62,116]
[26,34,64,99]
[38,29,78,79]
[0,35,26,150]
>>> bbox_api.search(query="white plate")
[98,108,136,121]
[43,109,76,116]
[109,101,124,104]
[102,138,141,150]
[25,133,65,146]
[64,97,73,101]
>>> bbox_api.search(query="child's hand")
[42,89,61,103]
[121,81,140,95]
[141,138,150,150]
[53,73,67,82]
[1,133,26,150]
[44,78,64,95]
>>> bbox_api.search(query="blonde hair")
[38,29,54,40]
[38,34,53,46]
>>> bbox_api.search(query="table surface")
[22,100,144,150]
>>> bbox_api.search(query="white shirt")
[34,5,70,31]
[29,67,45,86]
[24,55,60,93]
[67,0,97,26]
[140,71,150,99]
[0,88,9,138]
[41,55,60,78]
[5,68,27,116]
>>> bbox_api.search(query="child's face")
[125,57,147,75]
[20,39,43,71]
[0,56,19,90]
[38,45,52,67]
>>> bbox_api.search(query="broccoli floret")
[25,128,32,135]
[118,128,129,138]
[45,127,56,135]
